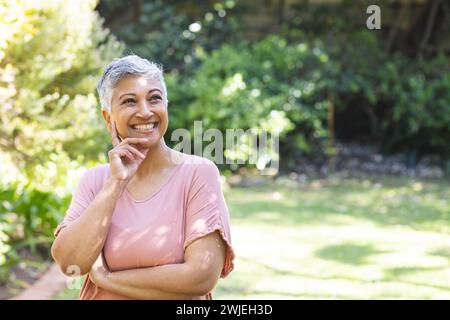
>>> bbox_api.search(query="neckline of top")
[124,159,186,203]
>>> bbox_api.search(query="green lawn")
[54,176,450,299]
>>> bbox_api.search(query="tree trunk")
[386,1,409,52]
[418,0,442,57]
[327,94,336,171]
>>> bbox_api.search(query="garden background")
[1,0,449,299]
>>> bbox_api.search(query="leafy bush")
[166,36,331,170]
[0,183,70,284]
[0,0,122,282]
[320,31,450,164]
[165,31,450,171]
[0,0,123,191]
[385,55,450,160]
[97,0,243,73]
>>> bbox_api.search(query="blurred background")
[0,0,449,299]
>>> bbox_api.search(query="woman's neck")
[135,139,172,178]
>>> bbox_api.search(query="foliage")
[0,0,122,284]
[166,36,329,169]
[164,30,450,171]
[95,0,450,170]
[0,0,123,191]
[97,0,243,74]
[315,31,450,162]
[0,183,70,284]
[383,54,450,158]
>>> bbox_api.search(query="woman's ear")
[102,110,112,132]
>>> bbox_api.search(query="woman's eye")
[149,95,162,102]
[122,98,136,104]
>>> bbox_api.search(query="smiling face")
[102,74,168,147]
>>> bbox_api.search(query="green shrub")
[0,183,70,283]
[165,36,338,170]
[323,32,450,162]
[97,0,243,73]
[0,0,123,191]
[385,55,450,159]
[165,31,450,171]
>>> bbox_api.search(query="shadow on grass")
[226,177,450,230]
[237,254,450,295]
[383,266,444,280]
[429,247,450,263]
[315,243,388,265]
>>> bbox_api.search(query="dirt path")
[10,263,70,300]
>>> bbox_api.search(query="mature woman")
[51,55,234,300]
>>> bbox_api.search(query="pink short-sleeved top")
[54,154,235,300]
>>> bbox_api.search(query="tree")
[0,0,124,191]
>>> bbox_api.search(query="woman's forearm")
[51,177,126,275]
[99,263,210,299]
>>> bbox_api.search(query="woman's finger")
[109,147,132,161]
[124,150,135,161]
[111,121,121,147]
[116,147,135,161]
[108,151,122,164]
[124,145,146,159]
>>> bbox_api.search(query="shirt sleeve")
[54,168,99,237]
[183,160,235,278]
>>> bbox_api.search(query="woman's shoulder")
[83,163,110,176]
[176,153,221,183]
[178,153,219,172]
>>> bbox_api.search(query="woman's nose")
[136,100,154,118]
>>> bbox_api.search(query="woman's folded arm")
[92,230,226,299]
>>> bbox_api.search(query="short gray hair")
[97,55,167,112]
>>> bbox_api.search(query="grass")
[53,176,450,299]
[53,276,84,300]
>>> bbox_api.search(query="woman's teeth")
[131,123,157,131]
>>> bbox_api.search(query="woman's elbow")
[51,240,66,271]
[51,241,91,276]
[190,272,220,296]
